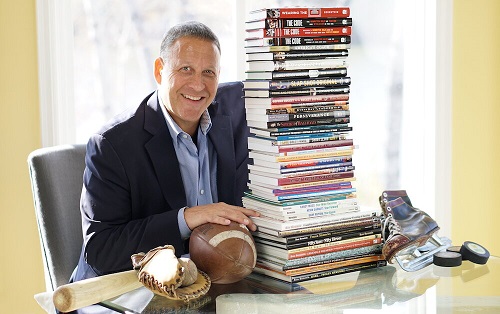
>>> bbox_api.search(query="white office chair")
[28,144,86,291]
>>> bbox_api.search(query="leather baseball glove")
[131,245,211,301]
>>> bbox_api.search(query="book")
[258,255,385,277]
[245,43,351,54]
[255,215,381,238]
[252,222,382,246]
[244,93,349,106]
[244,190,355,206]
[248,163,353,176]
[246,50,349,62]
[248,171,356,188]
[248,149,354,163]
[250,154,352,169]
[257,247,382,272]
[247,8,350,21]
[246,58,347,72]
[251,205,359,222]
[247,117,350,129]
[248,136,353,151]
[249,131,348,143]
[249,125,352,138]
[248,180,353,197]
[246,35,351,47]
[249,166,355,180]
[246,110,350,123]
[247,103,349,115]
[253,260,387,283]
[246,68,348,80]
[244,272,305,293]
[246,27,351,39]
[254,228,381,251]
[255,235,382,260]
[248,185,356,201]
[243,77,351,90]
[243,194,357,213]
[245,18,353,31]
[251,209,381,232]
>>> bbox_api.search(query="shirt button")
[200,189,205,195]
[182,134,188,139]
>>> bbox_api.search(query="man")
[71,21,259,282]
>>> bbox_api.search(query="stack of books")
[242,7,386,284]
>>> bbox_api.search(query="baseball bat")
[53,269,142,313]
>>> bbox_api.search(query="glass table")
[78,256,500,313]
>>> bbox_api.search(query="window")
[37,0,451,224]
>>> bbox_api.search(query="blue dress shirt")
[159,96,218,239]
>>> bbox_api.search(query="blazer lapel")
[143,92,186,210]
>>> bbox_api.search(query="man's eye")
[181,66,191,71]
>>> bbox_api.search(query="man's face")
[155,36,220,135]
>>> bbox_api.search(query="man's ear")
[154,57,163,84]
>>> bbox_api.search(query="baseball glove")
[131,245,211,301]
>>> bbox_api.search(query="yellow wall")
[0,1,46,313]
[0,1,499,313]
[452,0,500,257]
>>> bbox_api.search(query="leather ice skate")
[379,190,413,207]
[380,196,451,271]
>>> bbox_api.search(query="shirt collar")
[158,94,213,137]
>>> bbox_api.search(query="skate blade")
[395,234,452,272]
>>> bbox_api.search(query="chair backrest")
[28,144,86,291]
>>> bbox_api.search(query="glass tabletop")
[82,256,499,313]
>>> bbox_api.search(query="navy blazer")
[71,81,249,281]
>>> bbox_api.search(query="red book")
[246,27,351,39]
[248,8,350,21]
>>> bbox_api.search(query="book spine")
[275,216,382,237]
[255,43,351,52]
[284,254,384,276]
[264,104,349,114]
[290,260,387,283]
[287,237,383,259]
[270,68,348,79]
[267,126,353,137]
[288,234,380,253]
[257,18,353,29]
[265,117,350,128]
[263,170,355,186]
[269,93,350,105]
[254,8,351,19]
[252,210,380,232]
[247,27,352,39]
[267,77,351,90]
[264,110,351,122]
[247,36,351,47]
[286,229,382,250]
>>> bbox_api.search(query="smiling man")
[70,21,259,282]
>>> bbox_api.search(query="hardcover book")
[246,50,348,61]
[243,77,351,90]
[245,35,351,47]
[247,8,350,21]
[246,27,351,39]
[245,18,353,30]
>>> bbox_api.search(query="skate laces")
[382,212,401,239]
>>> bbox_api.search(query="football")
[189,221,257,284]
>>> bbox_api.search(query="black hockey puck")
[447,245,462,254]
[433,251,462,267]
[460,241,489,264]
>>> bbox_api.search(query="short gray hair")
[160,21,221,60]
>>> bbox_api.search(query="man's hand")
[184,203,260,231]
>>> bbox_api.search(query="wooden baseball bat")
[53,269,142,313]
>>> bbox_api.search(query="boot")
[379,190,413,208]
[380,197,440,263]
